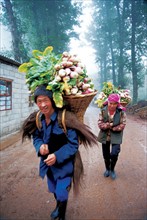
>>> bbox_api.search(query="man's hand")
[44,154,56,166]
[40,144,49,155]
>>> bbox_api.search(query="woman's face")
[36,95,54,115]
[108,101,118,111]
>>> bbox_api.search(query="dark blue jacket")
[32,111,79,180]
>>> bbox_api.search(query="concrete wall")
[0,61,37,147]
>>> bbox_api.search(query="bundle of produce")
[18,46,97,121]
[95,82,132,108]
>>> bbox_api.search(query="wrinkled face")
[108,101,118,111]
[36,95,54,115]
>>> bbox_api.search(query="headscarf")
[103,93,126,111]
[108,93,120,103]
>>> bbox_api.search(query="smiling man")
[32,84,79,220]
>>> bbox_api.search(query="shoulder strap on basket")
[36,109,67,132]
[120,110,123,123]
[61,109,67,134]
[101,109,104,117]
[36,110,42,131]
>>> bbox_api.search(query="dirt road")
[0,105,146,220]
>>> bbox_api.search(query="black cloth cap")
[34,85,53,103]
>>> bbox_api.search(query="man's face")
[36,95,54,115]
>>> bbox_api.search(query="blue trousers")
[102,141,121,161]
[47,172,71,202]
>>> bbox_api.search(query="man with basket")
[20,46,98,219]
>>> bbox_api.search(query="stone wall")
[0,59,37,148]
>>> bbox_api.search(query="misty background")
[0,0,147,103]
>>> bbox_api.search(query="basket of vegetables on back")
[18,46,97,122]
[95,82,132,108]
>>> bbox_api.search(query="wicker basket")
[63,90,98,122]
[120,102,128,107]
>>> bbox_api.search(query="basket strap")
[36,109,67,133]
[61,109,67,134]
[60,109,83,145]
[36,110,42,131]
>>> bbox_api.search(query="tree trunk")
[100,59,104,89]
[105,2,116,85]
[103,43,107,82]
[115,0,125,88]
[3,0,25,62]
[131,0,138,103]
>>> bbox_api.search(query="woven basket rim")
[120,101,129,104]
[63,90,98,99]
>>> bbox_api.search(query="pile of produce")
[18,46,95,108]
[95,82,132,108]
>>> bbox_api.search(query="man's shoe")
[51,206,59,219]
[104,170,110,177]
[51,200,67,220]
[50,201,60,219]
[110,171,116,180]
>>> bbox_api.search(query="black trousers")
[102,141,121,162]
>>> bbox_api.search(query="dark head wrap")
[34,85,55,107]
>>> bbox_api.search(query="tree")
[1,0,82,62]
[86,0,147,102]
[115,0,127,87]
[130,0,147,102]
[1,0,28,62]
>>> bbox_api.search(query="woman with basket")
[97,93,127,180]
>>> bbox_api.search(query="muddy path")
[0,105,146,220]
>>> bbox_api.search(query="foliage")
[1,0,28,62]
[95,82,132,108]
[18,46,61,89]
[88,0,147,102]
[1,0,147,103]
[18,46,95,108]
[1,0,82,62]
